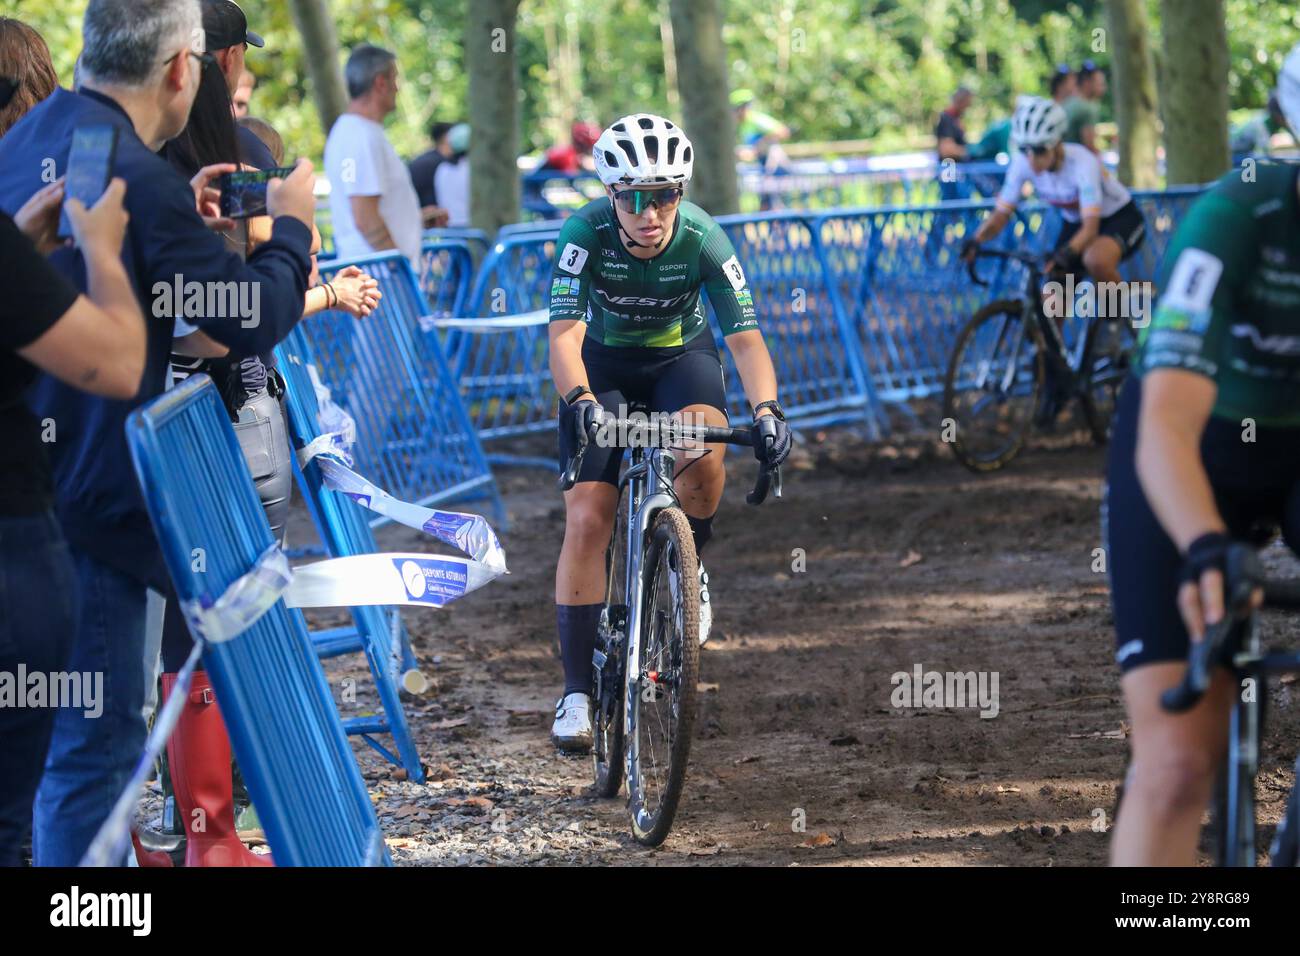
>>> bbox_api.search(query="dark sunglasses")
[1021,145,1052,158]
[613,186,683,215]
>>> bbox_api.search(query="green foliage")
[1,0,1290,165]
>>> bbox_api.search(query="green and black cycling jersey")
[1135,162,1300,427]
[547,198,758,347]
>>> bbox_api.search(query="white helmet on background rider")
[1278,42,1300,139]
[593,113,694,187]
[1011,96,1068,150]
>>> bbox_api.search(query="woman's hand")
[327,265,382,318]
[190,162,238,232]
[14,180,66,255]
[65,178,130,263]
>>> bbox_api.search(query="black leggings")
[1105,377,1300,673]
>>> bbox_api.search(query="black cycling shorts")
[1104,376,1300,673]
[1056,199,1147,260]
[557,331,728,487]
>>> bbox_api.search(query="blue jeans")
[31,547,147,866]
[0,511,77,866]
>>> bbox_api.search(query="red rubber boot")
[163,672,273,867]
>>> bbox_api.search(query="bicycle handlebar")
[964,246,1047,289]
[1160,545,1299,713]
[558,412,783,505]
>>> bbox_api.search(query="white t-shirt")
[996,142,1131,223]
[434,158,470,227]
[324,112,422,267]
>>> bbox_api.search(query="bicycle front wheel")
[942,300,1044,473]
[626,507,700,846]
[1079,316,1136,445]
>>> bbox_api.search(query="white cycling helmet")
[1278,42,1300,137]
[1011,96,1068,150]
[593,113,694,187]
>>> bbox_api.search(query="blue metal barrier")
[309,252,505,526]
[713,209,883,435]
[276,329,428,783]
[127,375,389,866]
[424,227,490,260]
[417,239,475,320]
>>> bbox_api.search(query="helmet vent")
[683,144,692,165]
[615,138,637,165]
[637,116,655,130]
[666,136,679,164]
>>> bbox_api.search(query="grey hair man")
[325,44,444,269]
[0,0,317,866]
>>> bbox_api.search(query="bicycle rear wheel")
[1079,316,1136,445]
[942,300,1044,473]
[626,507,700,846]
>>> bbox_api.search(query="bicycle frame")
[609,444,680,782]
[1222,617,1300,866]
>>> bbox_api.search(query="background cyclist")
[1106,43,1300,866]
[961,95,1147,417]
[546,113,791,752]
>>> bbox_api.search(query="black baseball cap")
[202,0,265,52]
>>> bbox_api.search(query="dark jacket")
[0,87,312,589]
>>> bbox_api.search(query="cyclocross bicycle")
[559,404,782,845]
[942,247,1136,472]
[1162,544,1300,866]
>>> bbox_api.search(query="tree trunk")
[288,0,348,135]
[466,0,522,234]
[668,0,739,215]
[1106,0,1159,189]
[1159,0,1229,185]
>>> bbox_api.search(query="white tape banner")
[424,309,548,332]
[285,552,497,609]
[298,447,508,575]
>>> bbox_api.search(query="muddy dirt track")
[297,430,1300,866]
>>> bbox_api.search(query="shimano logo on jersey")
[594,288,695,309]
[1230,324,1300,356]
[153,275,261,329]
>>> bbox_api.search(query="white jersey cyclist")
[996,141,1132,223]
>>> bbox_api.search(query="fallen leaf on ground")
[899,550,923,568]
[797,832,838,849]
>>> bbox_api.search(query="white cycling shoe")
[697,562,712,646]
[551,692,593,753]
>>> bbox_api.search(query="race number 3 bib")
[721,255,747,292]
[559,242,590,275]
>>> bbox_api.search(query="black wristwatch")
[563,385,592,406]
[753,400,786,422]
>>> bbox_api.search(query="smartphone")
[58,124,119,240]
[219,167,297,220]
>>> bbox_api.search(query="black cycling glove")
[751,414,791,468]
[1179,532,1233,586]
[959,238,981,263]
[1050,245,1083,274]
[567,399,604,447]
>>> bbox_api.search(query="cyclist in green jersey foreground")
[547,113,791,752]
[1107,43,1300,865]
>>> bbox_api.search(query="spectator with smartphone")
[0,0,316,867]
[1,174,149,867]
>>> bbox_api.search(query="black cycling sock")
[686,512,715,556]
[558,603,603,697]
